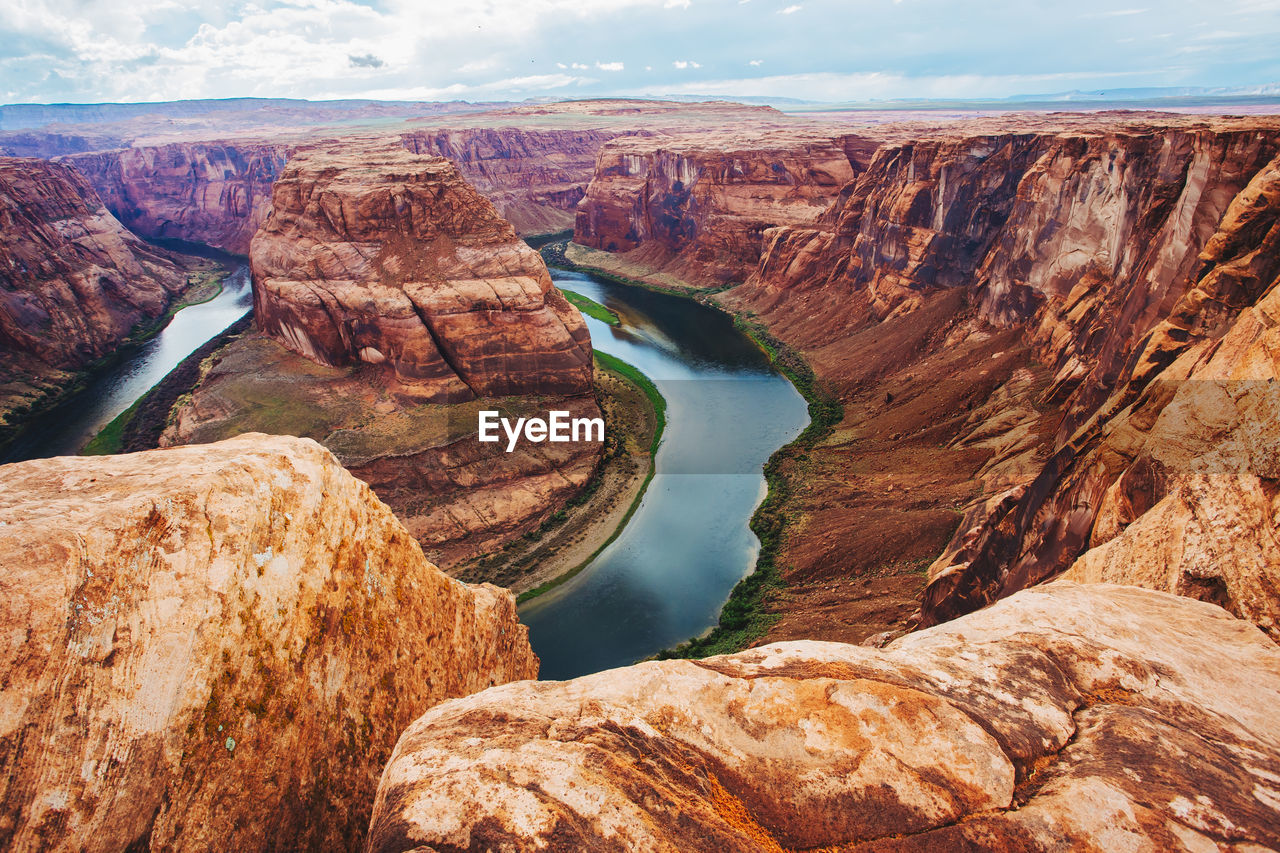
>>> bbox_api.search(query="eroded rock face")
[721,117,1280,636]
[250,143,593,402]
[0,155,193,450]
[574,130,866,286]
[366,583,1280,852]
[0,156,187,371]
[0,434,537,853]
[64,142,287,255]
[401,127,634,235]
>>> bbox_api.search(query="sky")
[2,0,1279,105]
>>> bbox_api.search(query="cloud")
[673,59,701,69]
[777,4,801,14]
[749,58,763,66]
[664,0,691,6]
[596,60,624,71]
[348,53,383,67]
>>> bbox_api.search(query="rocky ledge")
[0,435,537,852]
[368,582,1280,852]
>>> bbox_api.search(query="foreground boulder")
[0,435,538,852]
[367,583,1280,852]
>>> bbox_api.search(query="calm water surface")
[5,262,252,462]
[521,270,809,679]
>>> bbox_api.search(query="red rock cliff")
[0,155,195,449]
[400,127,634,235]
[726,116,1280,636]
[574,130,869,286]
[64,141,286,255]
[250,142,593,402]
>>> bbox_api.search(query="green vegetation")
[82,395,145,455]
[522,229,575,250]
[594,350,665,454]
[560,287,621,326]
[515,351,667,604]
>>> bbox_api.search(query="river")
[4,261,253,462]
[521,269,810,680]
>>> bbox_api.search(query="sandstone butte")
[367,582,1280,852]
[0,156,193,449]
[162,142,602,567]
[0,434,538,852]
[570,113,1280,643]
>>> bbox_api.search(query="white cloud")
[777,4,802,14]
[664,0,691,6]
[596,60,624,71]
[673,59,701,69]
[749,58,763,66]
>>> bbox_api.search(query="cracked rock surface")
[366,582,1280,852]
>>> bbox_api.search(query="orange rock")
[367,583,1280,852]
[0,434,537,852]
[250,143,593,401]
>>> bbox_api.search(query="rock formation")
[717,116,1280,638]
[0,156,192,451]
[574,129,871,286]
[367,582,1280,852]
[401,127,633,235]
[250,142,593,401]
[0,434,537,853]
[164,142,602,568]
[64,142,287,255]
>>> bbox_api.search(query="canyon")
[1,98,1279,851]
[570,112,1280,643]
[0,156,214,456]
[0,434,536,852]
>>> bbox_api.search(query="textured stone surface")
[0,434,537,852]
[574,129,869,286]
[367,583,1280,852]
[401,127,634,235]
[250,142,593,401]
[0,156,187,371]
[64,142,286,255]
[715,116,1280,636]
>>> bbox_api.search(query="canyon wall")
[0,156,193,450]
[0,434,537,852]
[64,141,287,255]
[724,117,1280,637]
[574,130,871,287]
[400,127,634,236]
[368,582,1280,851]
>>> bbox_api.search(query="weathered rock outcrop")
[720,116,1280,638]
[251,142,593,401]
[401,127,633,235]
[0,156,193,450]
[574,130,870,286]
[64,142,287,255]
[367,582,1280,852]
[0,434,537,852]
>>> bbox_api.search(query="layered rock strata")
[400,127,633,235]
[166,143,601,567]
[0,435,537,852]
[574,130,870,286]
[0,156,193,450]
[367,582,1280,852]
[721,117,1280,637]
[250,142,593,401]
[64,142,287,255]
